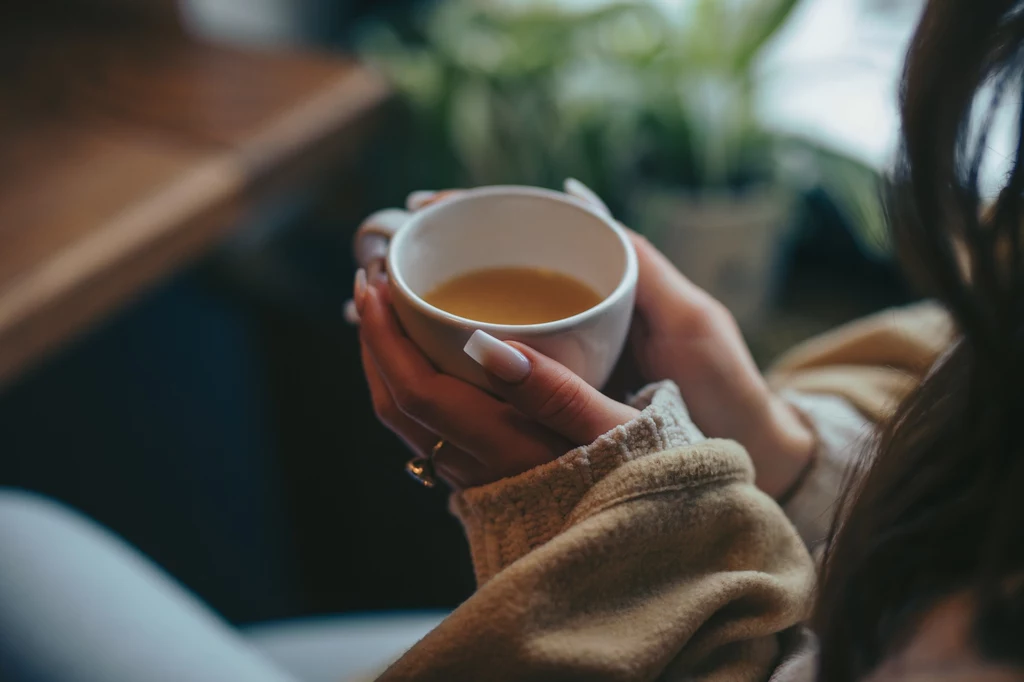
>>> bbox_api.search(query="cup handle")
[354,208,411,277]
[564,178,613,218]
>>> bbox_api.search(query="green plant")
[358,0,887,254]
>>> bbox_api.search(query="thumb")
[463,330,639,445]
[629,231,707,312]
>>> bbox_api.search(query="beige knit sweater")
[376,303,953,682]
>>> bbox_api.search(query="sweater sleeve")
[449,380,705,584]
[767,302,953,422]
[779,391,871,549]
[377,382,816,682]
[766,302,955,550]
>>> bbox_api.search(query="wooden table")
[0,22,389,386]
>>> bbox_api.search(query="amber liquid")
[423,267,603,325]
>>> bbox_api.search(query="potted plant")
[357,1,641,201]
[602,0,886,328]
[358,0,886,328]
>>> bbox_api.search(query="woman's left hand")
[356,273,639,490]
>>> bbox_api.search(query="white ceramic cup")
[355,185,638,389]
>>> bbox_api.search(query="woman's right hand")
[624,233,815,498]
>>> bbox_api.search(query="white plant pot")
[630,185,794,330]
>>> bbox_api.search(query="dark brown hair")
[814,0,1024,678]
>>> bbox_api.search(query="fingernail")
[354,268,367,310]
[366,260,388,287]
[343,300,360,325]
[464,330,531,384]
[564,178,612,217]
[406,190,436,211]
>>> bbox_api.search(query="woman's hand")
[356,272,639,489]
[354,183,814,498]
[625,233,815,498]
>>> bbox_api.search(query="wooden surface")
[0,20,389,386]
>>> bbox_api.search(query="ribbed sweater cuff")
[449,381,704,585]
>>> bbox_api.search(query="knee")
[0,487,92,550]
[0,486,73,519]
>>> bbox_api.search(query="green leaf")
[730,0,804,74]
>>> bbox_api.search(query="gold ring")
[405,439,443,488]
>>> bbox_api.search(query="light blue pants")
[0,489,445,682]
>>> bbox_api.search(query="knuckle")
[678,297,733,337]
[536,371,591,427]
[392,384,434,421]
[705,298,738,331]
[372,393,400,427]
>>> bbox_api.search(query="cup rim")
[387,185,638,334]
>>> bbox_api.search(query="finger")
[344,299,360,326]
[359,283,441,399]
[352,266,388,322]
[361,343,486,489]
[626,231,722,331]
[627,231,697,307]
[406,189,465,211]
[360,283,570,475]
[366,260,388,288]
[432,443,491,490]
[361,342,436,457]
[463,331,639,445]
[406,191,436,211]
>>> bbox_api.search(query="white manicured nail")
[354,268,367,310]
[406,190,437,211]
[366,260,388,287]
[343,300,360,325]
[564,178,612,217]
[464,330,531,384]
